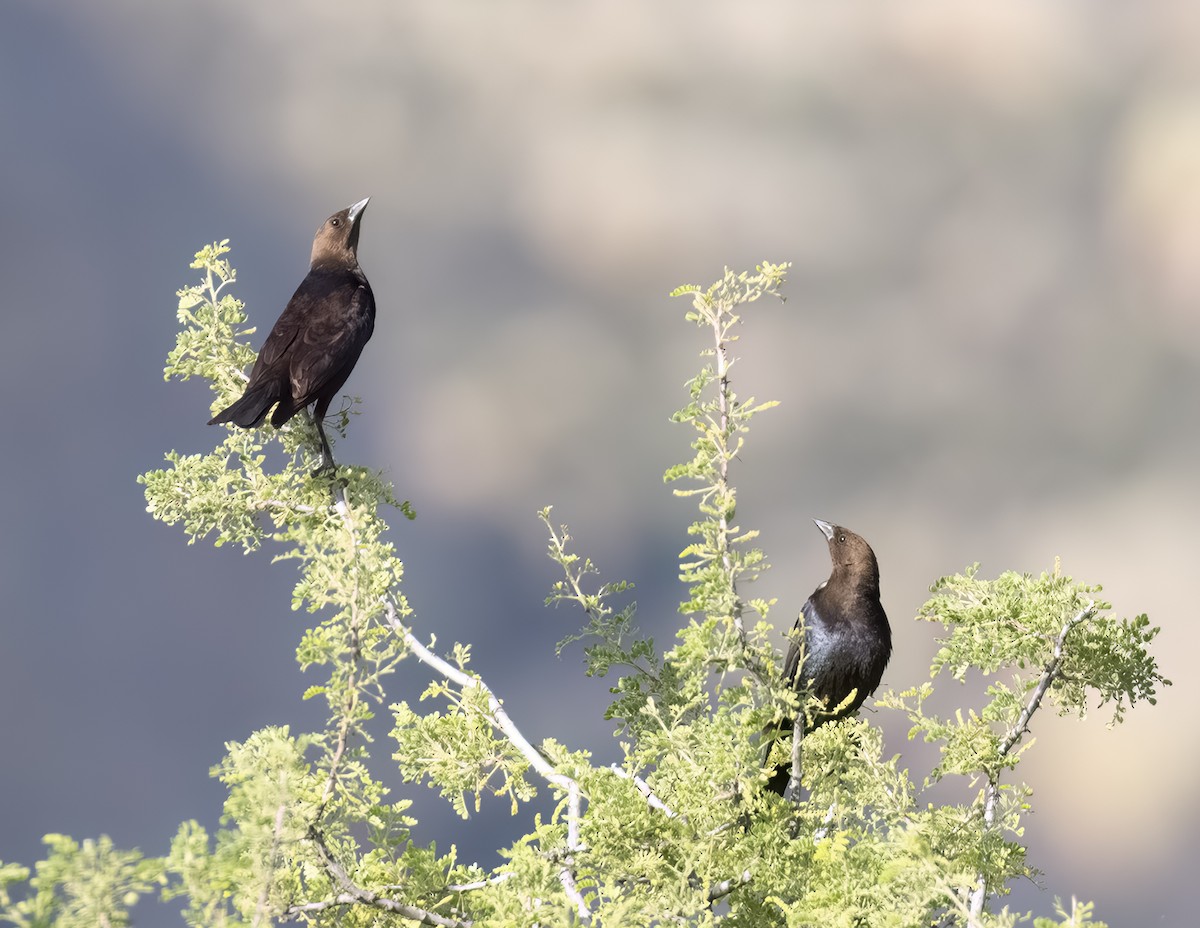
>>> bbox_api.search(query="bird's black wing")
[781,595,819,687]
[242,290,307,388]
[289,280,375,408]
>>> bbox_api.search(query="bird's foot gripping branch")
[0,246,1170,928]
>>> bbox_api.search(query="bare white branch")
[557,863,590,924]
[252,499,317,515]
[558,780,591,922]
[313,492,592,924]
[811,801,837,843]
[608,764,678,818]
[382,599,571,790]
[383,597,592,922]
[708,869,752,903]
[444,872,515,893]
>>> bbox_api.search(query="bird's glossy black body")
[766,519,892,796]
[209,197,375,471]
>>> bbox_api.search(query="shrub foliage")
[0,245,1168,927]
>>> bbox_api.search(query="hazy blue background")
[2,2,1197,924]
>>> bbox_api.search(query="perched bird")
[766,519,892,796]
[209,197,375,471]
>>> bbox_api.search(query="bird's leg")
[308,409,337,475]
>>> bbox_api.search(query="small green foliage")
[542,507,669,725]
[168,240,257,400]
[210,728,321,920]
[889,563,1170,780]
[392,677,537,818]
[879,562,1169,918]
[921,562,1169,716]
[0,835,161,928]
[1033,897,1109,928]
[666,264,789,645]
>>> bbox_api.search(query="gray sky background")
[2,2,1197,924]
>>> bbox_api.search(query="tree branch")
[444,872,515,893]
[560,781,591,923]
[998,601,1095,758]
[784,710,805,806]
[383,599,569,789]
[968,600,1096,919]
[711,310,745,648]
[382,596,592,923]
[301,827,473,928]
[311,492,582,923]
[707,869,752,903]
[313,484,594,923]
[608,765,678,819]
[316,488,365,818]
[544,517,660,682]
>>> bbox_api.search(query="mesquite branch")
[295,828,472,928]
[967,600,1096,918]
[381,596,592,922]
[710,310,745,646]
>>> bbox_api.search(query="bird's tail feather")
[208,384,277,428]
[765,762,791,796]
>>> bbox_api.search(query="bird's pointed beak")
[813,518,835,541]
[347,197,370,223]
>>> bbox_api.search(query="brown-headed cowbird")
[209,197,375,471]
[766,518,892,796]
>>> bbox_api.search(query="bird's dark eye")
[838,533,847,544]
[331,218,341,227]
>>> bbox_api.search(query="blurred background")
[2,1,1196,923]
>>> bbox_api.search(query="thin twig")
[302,828,472,928]
[608,765,678,818]
[711,309,745,648]
[544,522,606,630]
[784,710,805,805]
[545,520,660,682]
[812,801,837,842]
[252,499,317,515]
[967,601,1095,919]
[444,872,516,893]
[707,869,752,903]
[998,602,1095,757]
